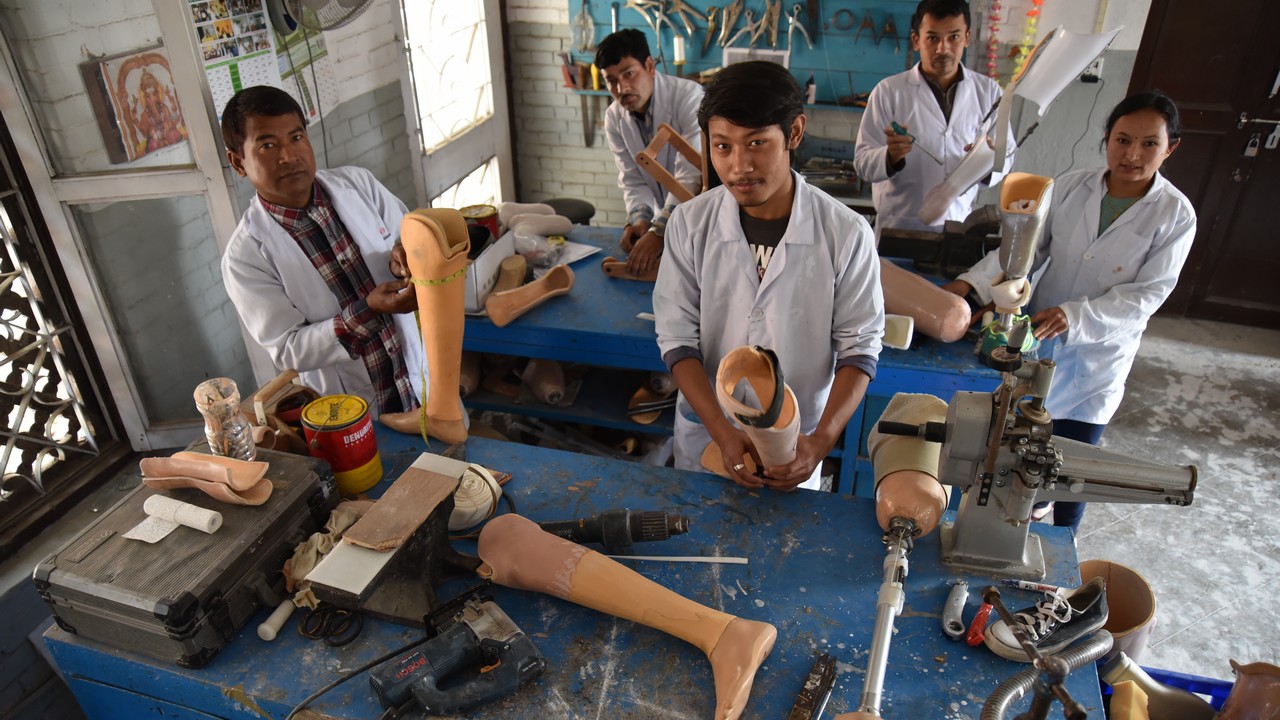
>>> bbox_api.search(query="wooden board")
[341,453,466,551]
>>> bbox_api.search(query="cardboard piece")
[465,230,516,313]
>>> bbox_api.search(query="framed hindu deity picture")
[81,44,189,164]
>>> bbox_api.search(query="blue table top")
[46,432,1100,720]
[463,225,1000,388]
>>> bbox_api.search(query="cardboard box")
[464,230,515,313]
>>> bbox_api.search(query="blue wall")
[568,0,922,104]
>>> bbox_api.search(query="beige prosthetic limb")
[703,346,799,476]
[477,514,776,720]
[880,258,971,343]
[380,209,470,444]
[868,393,952,536]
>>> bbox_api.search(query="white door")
[0,1,261,450]
[397,0,515,207]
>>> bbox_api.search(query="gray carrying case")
[33,442,337,667]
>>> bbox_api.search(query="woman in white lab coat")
[946,91,1197,533]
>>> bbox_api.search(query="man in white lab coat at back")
[597,29,704,277]
[854,0,1009,234]
[655,61,884,492]
[219,86,429,418]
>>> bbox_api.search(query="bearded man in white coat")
[597,29,704,278]
[655,61,884,492]
[854,0,1009,234]
[220,86,427,418]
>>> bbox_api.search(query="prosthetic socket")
[704,346,800,475]
[989,173,1054,329]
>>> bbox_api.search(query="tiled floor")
[1074,316,1280,680]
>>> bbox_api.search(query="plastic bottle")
[1100,652,1216,720]
[193,377,256,461]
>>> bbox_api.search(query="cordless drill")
[538,509,691,554]
[370,596,545,715]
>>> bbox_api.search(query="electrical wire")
[282,635,429,720]
[1058,77,1105,178]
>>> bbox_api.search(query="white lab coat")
[854,65,1006,233]
[221,167,427,414]
[604,71,704,219]
[957,168,1197,424]
[655,172,885,488]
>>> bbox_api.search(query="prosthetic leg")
[477,514,776,720]
[380,209,470,444]
[835,394,950,720]
[979,173,1054,358]
[880,259,972,343]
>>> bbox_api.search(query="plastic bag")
[514,229,565,267]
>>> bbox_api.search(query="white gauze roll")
[449,464,502,531]
[143,494,223,533]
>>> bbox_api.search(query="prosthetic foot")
[379,208,470,444]
[704,346,799,476]
[601,256,659,282]
[484,263,574,327]
[477,514,776,720]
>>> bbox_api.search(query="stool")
[544,198,596,225]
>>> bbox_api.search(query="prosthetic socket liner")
[498,201,555,228]
[714,346,800,469]
[868,393,950,535]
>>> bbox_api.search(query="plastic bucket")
[1080,559,1157,663]
[301,395,381,495]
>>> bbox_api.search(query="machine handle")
[876,421,947,443]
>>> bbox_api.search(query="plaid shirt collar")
[260,181,328,231]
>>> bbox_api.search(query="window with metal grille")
[0,116,129,556]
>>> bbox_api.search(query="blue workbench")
[45,433,1101,719]
[464,225,1000,495]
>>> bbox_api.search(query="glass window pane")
[430,158,501,209]
[69,196,254,424]
[404,1,495,153]
[0,4,194,174]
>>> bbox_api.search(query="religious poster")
[81,45,189,164]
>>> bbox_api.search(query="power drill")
[538,509,690,554]
[370,595,545,715]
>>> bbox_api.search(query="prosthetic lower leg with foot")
[380,209,470,444]
[477,514,777,720]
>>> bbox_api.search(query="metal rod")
[858,522,912,714]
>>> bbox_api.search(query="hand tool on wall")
[703,5,721,55]
[805,0,818,39]
[880,14,900,53]
[574,0,597,53]
[787,653,836,720]
[538,509,690,554]
[787,4,813,51]
[611,1,619,32]
[719,0,743,46]
[370,586,546,715]
[765,0,782,48]
[670,0,700,42]
[726,8,759,47]
[854,10,876,44]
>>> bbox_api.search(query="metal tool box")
[33,443,337,668]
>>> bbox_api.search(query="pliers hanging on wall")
[788,3,813,51]
[719,0,744,46]
[764,0,782,48]
[726,8,760,47]
[703,6,721,55]
[669,0,701,40]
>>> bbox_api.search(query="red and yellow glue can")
[300,395,381,495]
[460,203,500,241]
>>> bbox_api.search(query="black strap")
[733,347,786,428]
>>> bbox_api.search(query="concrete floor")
[1073,316,1280,680]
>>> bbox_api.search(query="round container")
[1080,559,1157,663]
[300,395,381,495]
[460,203,500,241]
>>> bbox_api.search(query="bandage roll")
[450,465,502,531]
[143,494,223,534]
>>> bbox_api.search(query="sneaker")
[984,577,1109,661]
[1030,502,1055,522]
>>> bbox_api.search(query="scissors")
[891,121,943,165]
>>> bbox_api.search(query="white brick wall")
[324,0,402,100]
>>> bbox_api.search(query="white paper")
[532,241,600,279]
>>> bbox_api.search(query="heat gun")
[370,596,545,715]
[538,509,690,554]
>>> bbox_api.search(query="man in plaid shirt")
[220,86,429,417]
